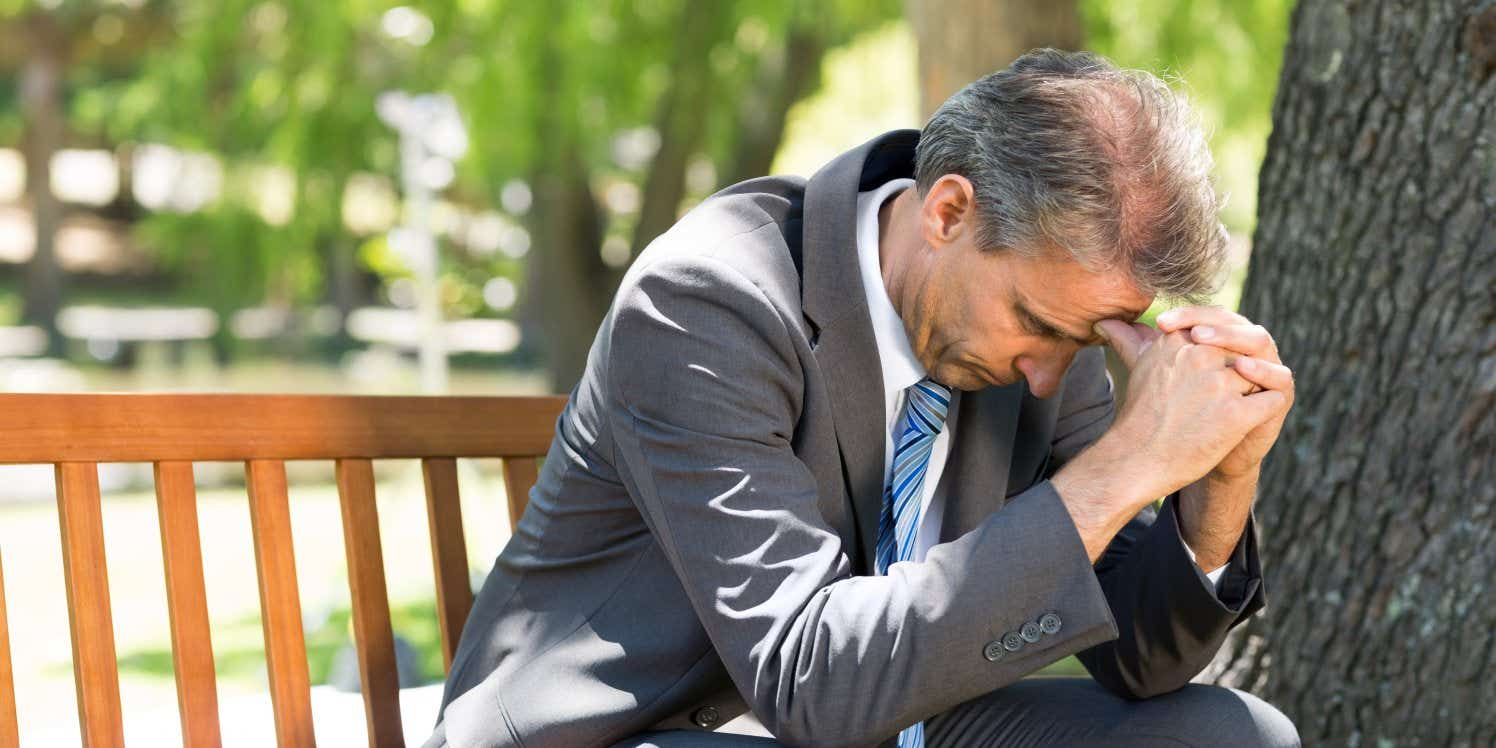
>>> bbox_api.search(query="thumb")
[1095,319,1148,369]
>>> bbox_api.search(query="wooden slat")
[55,462,125,747]
[0,547,18,748]
[0,394,566,464]
[245,460,315,748]
[334,459,403,747]
[421,458,471,674]
[153,461,222,748]
[501,457,540,530]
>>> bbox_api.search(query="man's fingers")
[1156,305,1250,333]
[1191,323,1280,362]
[1095,318,1149,369]
[1237,387,1290,425]
[1232,357,1294,396]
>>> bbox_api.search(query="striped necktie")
[875,377,952,748]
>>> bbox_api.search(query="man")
[427,49,1299,747]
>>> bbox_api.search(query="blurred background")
[0,0,1293,744]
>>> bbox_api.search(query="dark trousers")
[607,678,1300,748]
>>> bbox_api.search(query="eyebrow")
[1014,300,1097,345]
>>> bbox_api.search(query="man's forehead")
[1015,275,1152,327]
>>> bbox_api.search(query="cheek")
[970,322,1028,363]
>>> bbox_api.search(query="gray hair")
[914,48,1228,301]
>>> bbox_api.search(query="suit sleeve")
[1046,347,1267,699]
[605,256,1118,747]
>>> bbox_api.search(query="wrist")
[1208,460,1262,485]
[1178,476,1254,570]
[1051,435,1158,562]
[1080,431,1163,507]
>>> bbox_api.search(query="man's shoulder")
[619,175,809,318]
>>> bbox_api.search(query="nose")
[1015,355,1067,399]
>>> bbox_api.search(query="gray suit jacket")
[432,130,1265,748]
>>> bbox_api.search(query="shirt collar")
[854,177,925,394]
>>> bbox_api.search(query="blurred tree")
[29,0,896,384]
[1,0,167,354]
[1203,1,1495,743]
[906,0,1082,117]
[17,9,64,353]
[497,0,900,391]
[88,0,404,357]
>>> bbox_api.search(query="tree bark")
[1203,2,1496,744]
[906,0,1082,117]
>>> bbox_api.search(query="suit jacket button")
[692,706,721,728]
[1002,631,1025,652]
[1020,621,1042,643]
[983,641,1005,661]
[1039,613,1062,635]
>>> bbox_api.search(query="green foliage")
[73,0,398,312]
[22,0,896,324]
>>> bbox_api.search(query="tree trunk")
[721,28,827,187]
[533,5,837,392]
[906,0,1082,117]
[527,144,611,394]
[629,1,732,259]
[1203,2,1496,745]
[19,12,66,355]
[326,232,364,353]
[520,2,612,394]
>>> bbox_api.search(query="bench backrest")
[0,393,567,748]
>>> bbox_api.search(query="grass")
[105,598,448,687]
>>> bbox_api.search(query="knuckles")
[1181,342,1227,369]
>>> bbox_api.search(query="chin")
[934,364,994,392]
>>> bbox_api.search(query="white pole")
[398,129,448,394]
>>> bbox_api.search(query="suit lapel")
[812,317,886,570]
[800,130,920,571]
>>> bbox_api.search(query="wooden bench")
[0,393,567,747]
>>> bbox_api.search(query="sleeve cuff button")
[1002,631,1025,652]
[1020,621,1042,643]
[1039,613,1062,635]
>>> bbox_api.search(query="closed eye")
[1015,303,1069,340]
[1014,301,1098,346]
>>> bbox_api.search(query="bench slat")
[0,548,17,747]
[334,459,404,746]
[0,394,564,463]
[153,461,223,747]
[246,459,316,748]
[502,457,540,530]
[421,458,471,674]
[55,462,125,747]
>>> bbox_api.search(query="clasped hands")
[1093,307,1295,569]
[1052,307,1294,566]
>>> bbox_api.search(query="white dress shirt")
[854,178,1229,586]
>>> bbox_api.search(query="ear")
[919,174,978,249]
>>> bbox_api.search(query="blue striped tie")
[875,377,952,748]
